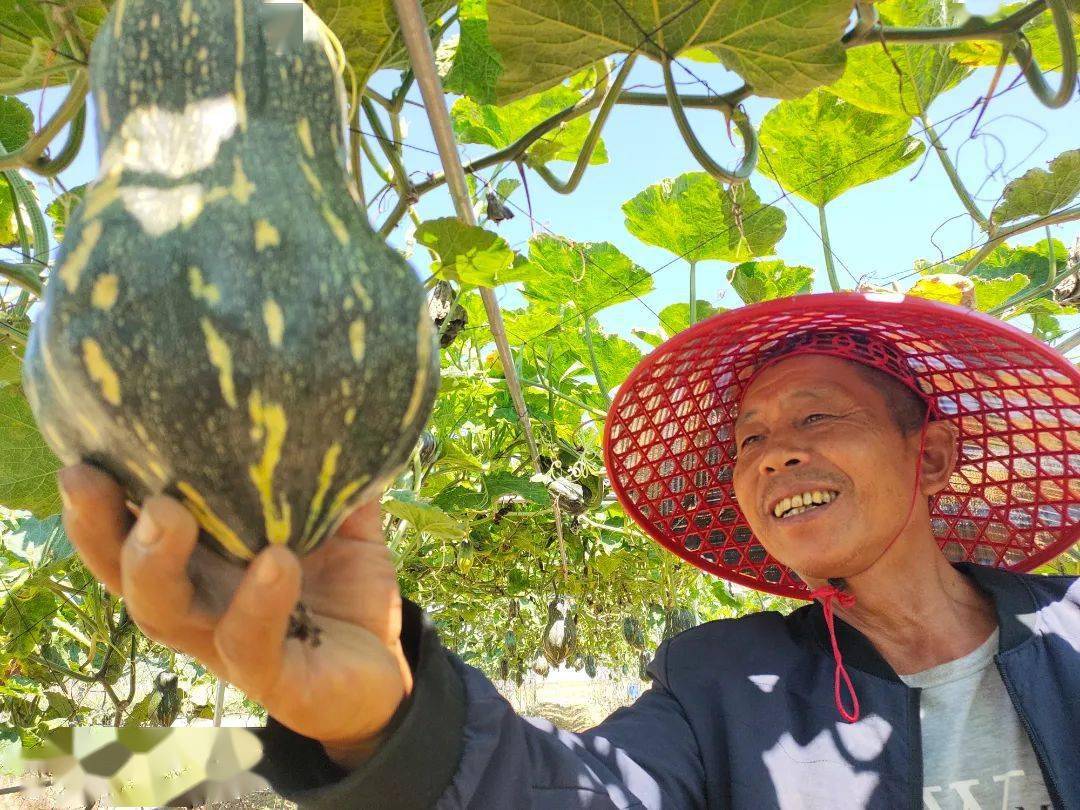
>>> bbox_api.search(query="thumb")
[334,496,385,543]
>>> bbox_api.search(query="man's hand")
[58,463,412,765]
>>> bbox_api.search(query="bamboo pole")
[391,0,570,580]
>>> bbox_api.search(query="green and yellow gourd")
[22,0,439,624]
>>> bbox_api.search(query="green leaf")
[451,84,608,168]
[961,238,1068,294]
[990,149,1080,225]
[522,234,653,316]
[502,304,564,344]
[0,174,39,250]
[0,333,22,388]
[0,384,61,517]
[622,173,786,264]
[0,96,32,152]
[484,470,550,505]
[44,183,88,244]
[383,489,467,539]
[1017,298,1078,341]
[556,324,642,391]
[4,514,73,570]
[970,274,1031,312]
[310,0,456,88]
[487,0,854,102]
[657,301,722,337]
[729,260,815,304]
[443,0,503,104]
[827,1,970,116]
[0,1,107,94]
[757,91,925,206]
[415,217,524,287]
[907,275,970,306]
[632,329,664,348]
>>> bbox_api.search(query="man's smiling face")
[731,354,950,583]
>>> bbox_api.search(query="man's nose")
[758,441,811,475]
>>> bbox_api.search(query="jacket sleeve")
[251,599,707,809]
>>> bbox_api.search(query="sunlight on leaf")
[991,149,1080,225]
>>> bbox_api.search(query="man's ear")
[919,420,959,497]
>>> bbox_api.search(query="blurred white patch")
[835,713,892,761]
[764,726,884,809]
[749,674,780,693]
[120,185,205,236]
[101,96,239,178]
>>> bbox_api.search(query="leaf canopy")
[383,489,467,539]
[0,1,106,94]
[442,0,503,104]
[0,384,61,518]
[415,218,526,287]
[757,91,925,206]
[622,173,787,264]
[991,149,1080,225]
[486,0,853,102]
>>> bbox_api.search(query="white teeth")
[774,490,838,519]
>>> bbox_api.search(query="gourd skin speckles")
[23,0,440,566]
[200,318,238,409]
[263,300,285,347]
[59,220,103,292]
[91,274,120,310]
[297,119,316,158]
[81,338,122,406]
[349,320,365,364]
[254,220,280,251]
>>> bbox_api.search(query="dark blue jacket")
[253,564,1080,808]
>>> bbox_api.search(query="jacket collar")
[797,562,1040,682]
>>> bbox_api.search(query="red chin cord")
[810,409,934,724]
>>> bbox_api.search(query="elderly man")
[60,293,1078,809]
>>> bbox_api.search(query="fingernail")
[255,552,279,585]
[133,513,160,548]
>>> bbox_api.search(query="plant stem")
[817,204,842,292]
[1055,329,1080,355]
[582,317,611,408]
[920,115,988,230]
[844,0,1047,45]
[689,261,697,325]
[0,70,89,172]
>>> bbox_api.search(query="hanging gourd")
[22,0,438,635]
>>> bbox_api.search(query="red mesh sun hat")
[603,292,1080,600]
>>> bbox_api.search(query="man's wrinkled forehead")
[735,358,863,429]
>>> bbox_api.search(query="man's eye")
[739,435,760,449]
[805,413,830,424]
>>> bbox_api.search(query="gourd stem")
[617,86,752,109]
[349,103,366,208]
[533,57,627,195]
[0,70,89,172]
[31,102,86,178]
[818,204,842,292]
[920,114,988,230]
[1007,0,1077,109]
[844,0,1047,45]
[662,57,757,184]
[393,0,568,581]
[960,205,1080,274]
[582,316,610,408]
[362,98,414,203]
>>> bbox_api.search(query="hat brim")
[603,292,1080,600]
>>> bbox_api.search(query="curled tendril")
[534,55,636,195]
[662,57,758,184]
[1010,0,1077,110]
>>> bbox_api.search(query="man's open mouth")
[771,490,840,521]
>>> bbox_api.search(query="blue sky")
[11,55,1080,351]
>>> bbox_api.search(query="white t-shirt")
[898,629,1052,810]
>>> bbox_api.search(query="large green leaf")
[0,95,32,151]
[487,0,853,102]
[4,515,73,570]
[0,1,107,94]
[502,304,564,344]
[311,0,456,88]
[971,275,1031,312]
[827,0,970,116]
[0,384,61,517]
[44,183,88,244]
[960,238,1069,293]
[383,489,467,539]
[451,83,608,169]
[990,150,1080,225]
[0,174,39,250]
[415,217,526,287]
[757,91,925,206]
[1013,297,1078,341]
[522,234,654,316]
[730,260,815,304]
[622,173,786,264]
[443,0,502,104]
[657,302,723,336]
[555,322,642,392]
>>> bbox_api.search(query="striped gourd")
[22,1,438,593]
